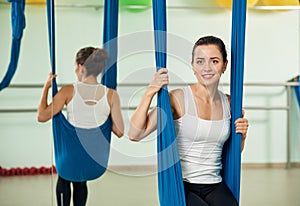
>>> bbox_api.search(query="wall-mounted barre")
[1,81,299,168]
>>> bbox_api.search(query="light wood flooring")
[0,168,300,206]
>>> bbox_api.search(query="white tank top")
[174,86,231,184]
[66,82,110,128]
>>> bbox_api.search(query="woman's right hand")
[148,68,169,93]
[45,72,57,88]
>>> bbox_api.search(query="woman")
[37,47,124,206]
[128,36,248,206]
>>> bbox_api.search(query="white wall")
[0,1,299,168]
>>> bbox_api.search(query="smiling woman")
[128,35,249,206]
[192,44,227,86]
[191,37,228,87]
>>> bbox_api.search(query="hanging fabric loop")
[152,0,186,205]
[0,0,26,91]
[102,0,119,89]
[46,0,118,182]
[222,0,247,203]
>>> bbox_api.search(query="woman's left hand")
[234,110,249,139]
[235,110,249,151]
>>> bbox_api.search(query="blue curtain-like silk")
[46,0,117,181]
[46,0,57,94]
[152,0,186,205]
[288,75,300,108]
[293,76,300,107]
[101,0,118,89]
[222,0,247,203]
[0,0,25,91]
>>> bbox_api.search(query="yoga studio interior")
[0,0,300,205]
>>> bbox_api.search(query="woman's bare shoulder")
[58,84,74,104]
[61,84,73,90]
[59,84,74,94]
[170,88,185,118]
[170,88,184,97]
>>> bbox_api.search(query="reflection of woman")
[128,36,248,206]
[37,47,124,206]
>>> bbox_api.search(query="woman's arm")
[128,68,169,141]
[227,95,249,152]
[108,89,124,138]
[37,73,71,122]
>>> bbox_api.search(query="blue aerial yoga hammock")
[292,75,300,107]
[153,0,247,205]
[0,0,25,91]
[152,0,186,205]
[46,0,118,182]
[222,0,247,203]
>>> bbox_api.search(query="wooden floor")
[0,168,300,206]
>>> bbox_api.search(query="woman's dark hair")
[192,36,227,63]
[75,47,109,77]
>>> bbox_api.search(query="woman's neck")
[192,82,219,102]
[80,75,98,85]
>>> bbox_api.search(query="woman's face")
[192,44,227,86]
